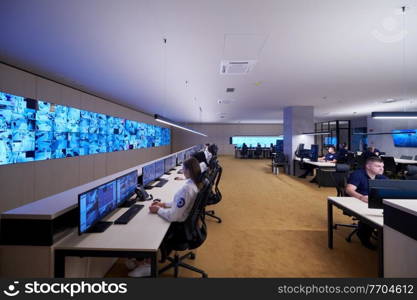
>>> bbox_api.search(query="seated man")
[345,156,387,250]
[360,146,380,160]
[336,143,349,163]
[318,146,337,163]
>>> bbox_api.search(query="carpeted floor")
[106,155,378,277]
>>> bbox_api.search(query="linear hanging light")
[371,112,417,119]
[155,114,208,137]
[301,131,330,136]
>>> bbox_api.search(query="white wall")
[172,123,283,155]
[367,116,417,157]
[0,63,172,213]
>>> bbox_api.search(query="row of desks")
[55,166,184,277]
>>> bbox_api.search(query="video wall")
[392,129,417,147]
[231,136,283,148]
[0,91,171,166]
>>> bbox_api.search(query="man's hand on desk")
[151,201,167,208]
[359,195,368,203]
[149,205,159,213]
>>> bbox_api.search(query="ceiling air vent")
[226,88,235,93]
[220,60,257,75]
[218,100,236,104]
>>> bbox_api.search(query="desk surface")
[328,196,383,227]
[394,158,417,165]
[55,167,184,252]
[1,147,195,220]
[294,157,336,167]
[384,199,417,217]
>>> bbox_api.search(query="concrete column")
[283,106,314,175]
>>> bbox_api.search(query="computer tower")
[310,144,319,162]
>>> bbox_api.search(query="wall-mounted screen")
[392,129,417,147]
[231,136,283,148]
[0,91,171,165]
[324,137,337,146]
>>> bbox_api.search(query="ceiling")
[0,0,416,124]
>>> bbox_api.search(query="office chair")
[254,147,262,159]
[381,156,398,178]
[415,155,417,161]
[240,147,248,159]
[159,181,211,278]
[345,153,355,170]
[272,153,288,174]
[405,165,417,180]
[205,166,223,223]
[400,155,412,160]
[330,164,358,242]
[355,155,366,170]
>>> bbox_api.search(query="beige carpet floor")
[106,155,377,278]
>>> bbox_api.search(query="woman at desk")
[345,156,387,250]
[127,158,203,277]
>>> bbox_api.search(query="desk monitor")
[164,156,175,173]
[368,179,417,209]
[79,180,117,234]
[177,152,184,165]
[142,163,155,186]
[154,159,165,179]
[116,170,138,206]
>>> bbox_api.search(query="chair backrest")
[400,155,412,160]
[274,152,287,164]
[207,166,223,205]
[405,165,417,180]
[415,155,417,161]
[331,164,349,196]
[182,180,211,249]
[381,156,397,172]
[335,163,350,173]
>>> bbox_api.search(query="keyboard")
[154,178,168,188]
[114,204,144,224]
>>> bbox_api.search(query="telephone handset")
[136,185,153,201]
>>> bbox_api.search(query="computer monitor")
[369,179,417,209]
[154,160,165,179]
[177,152,184,165]
[116,170,138,206]
[142,163,155,186]
[79,179,117,234]
[164,156,175,173]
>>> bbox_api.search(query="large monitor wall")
[0,91,171,166]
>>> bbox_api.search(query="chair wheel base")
[189,252,196,260]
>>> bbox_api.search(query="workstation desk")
[293,157,335,176]
[54,166,184,278]
[234,147,272,158]
[327,197,384,277]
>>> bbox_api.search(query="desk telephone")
[135,185,153,201]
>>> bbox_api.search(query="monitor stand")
[86,221,112,233]
[120,197,137,207]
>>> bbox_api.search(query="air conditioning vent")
[226,88,235,93]
[218,100,235,105]
[220,60,257,75]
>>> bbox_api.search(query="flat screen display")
[0,91,171,166]
[154,160,165,179]
[231,136,283,148]
[79,180,117,234]
[392,129,417,147]
[117,170,138,205]
[142,163,155,186]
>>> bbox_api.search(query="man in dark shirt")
[336,143,348,163]
[319,146,337,162]
[346,156,387,249]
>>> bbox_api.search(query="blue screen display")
[231,136,283,148]
[142,163,155,186]
[79,180,117,233]
[324,137,337,146]
[0,91,171,166]
[154,160,165,179]
[117,170,138,205]
[392,129,417,147]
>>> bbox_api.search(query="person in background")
[319,146,337,163]
[204,143,212,164]
[345,157,387,250]
[127,158,203,277]
[336,143,349,163]
[360,146,380,160]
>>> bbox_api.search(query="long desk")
[393,158,417,165]
[54,166,184,278]
[293,157,335,176]
[327,197,384,277]
[235,148,271,158]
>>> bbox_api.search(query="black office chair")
[400,155,412,160]
[381,156,398,178]
[271,153,288,174]
[345,153,356,170]
[254,147,262,159]
[240,148,248,159]
[330,164,358,242]
[355,155,366,170]
[159,181,211,278]
[205,166,223,223]
[405,165,417,180]
[414,155,417,161]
